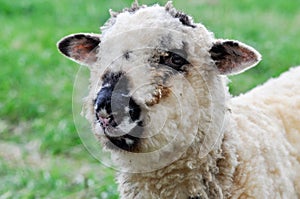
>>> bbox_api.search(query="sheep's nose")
[95,72,124,115]
[94,72,142,127]
[95,84,113,114]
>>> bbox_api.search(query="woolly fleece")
[57,2,300,199]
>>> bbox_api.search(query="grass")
[0,0,299,198]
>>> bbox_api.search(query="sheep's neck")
[117,134,236,199]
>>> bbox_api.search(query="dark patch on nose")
[94,71,143,152]
[95,71,143,123]
[95,72,124,114]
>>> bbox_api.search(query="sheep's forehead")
[99,28,186,65]
[101,5,211,45]
[102,6,181,34]
[98,6,213,70]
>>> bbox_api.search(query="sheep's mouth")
[95,98,144,152]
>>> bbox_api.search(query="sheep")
[57,1,300,198]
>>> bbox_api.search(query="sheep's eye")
[171,54,186,65]
[159,51,189,71]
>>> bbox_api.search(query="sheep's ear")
[209,40,261,75]
[57,33,100,66]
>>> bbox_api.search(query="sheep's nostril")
[99,117,110,127]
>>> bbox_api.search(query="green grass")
[0,0,299,198]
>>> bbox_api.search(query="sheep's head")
[58,2,260,171]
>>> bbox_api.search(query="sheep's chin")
[96,117,144,152]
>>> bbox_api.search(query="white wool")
[90,5,299,199]
[228,67,300,198]
[58,2,300,199]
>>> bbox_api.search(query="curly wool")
[116,67,300,198]
[57,2,300,198]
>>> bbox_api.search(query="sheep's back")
[228,66,300,198]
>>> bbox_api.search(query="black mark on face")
[94,71,143,152]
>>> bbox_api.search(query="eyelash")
[159,51,189,71]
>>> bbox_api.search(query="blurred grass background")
[0,0,299,198]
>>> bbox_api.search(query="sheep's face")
[58,2,261,162]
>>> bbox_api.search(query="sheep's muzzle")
[94,72,143,151]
